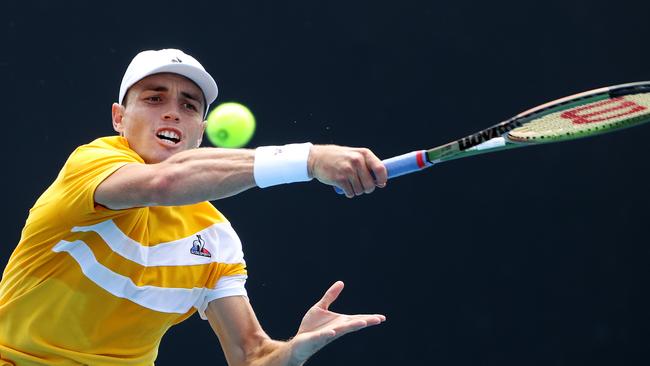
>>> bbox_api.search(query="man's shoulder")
[80,136,137,155]
[70,136,142,163]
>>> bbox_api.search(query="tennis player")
[0,49,387,365]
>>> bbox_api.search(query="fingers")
[291,314,387,362]
[366,150,388,188]
[309,145,388,198]
[340,148,387,198]
[326,314,387,340]
[315,281,344,310]
[292,281,387,363]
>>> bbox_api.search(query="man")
[0,49,388,365]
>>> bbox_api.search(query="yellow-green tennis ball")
[205,102,256,148]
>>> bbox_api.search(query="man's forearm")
[152,147,257,205]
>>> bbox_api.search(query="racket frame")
[333,81,650,193]
[425,81,650,165]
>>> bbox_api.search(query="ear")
[112,103,126,135]
[196,120,207,148]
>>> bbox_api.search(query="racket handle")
[334,150,433,194]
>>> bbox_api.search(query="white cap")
[118,49,218,116]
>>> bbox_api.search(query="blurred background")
[2,0,650,365]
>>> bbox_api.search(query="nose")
[163,112,180,122]
[162,108,181,122]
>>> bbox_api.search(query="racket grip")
[334,150,432,195]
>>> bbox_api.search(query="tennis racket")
[335,81,650,194]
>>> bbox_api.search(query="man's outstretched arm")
[95,145,388,210]
[205,281,386,366]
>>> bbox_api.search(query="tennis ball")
[205,102,256,148]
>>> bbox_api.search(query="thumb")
[314,281,344,310]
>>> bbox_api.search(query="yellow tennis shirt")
[0,136,248,365]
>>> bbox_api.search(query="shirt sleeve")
[57,141,140,225]
[196,274,248,320]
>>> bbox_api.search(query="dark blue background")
[2,1,649,365]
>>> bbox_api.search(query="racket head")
[506,81,650,144]
[428,81,650,163]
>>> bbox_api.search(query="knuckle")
[351,155,364,167]
[341,164,355,175]
[376,161,387,172]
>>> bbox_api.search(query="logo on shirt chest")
[190,235,212,258]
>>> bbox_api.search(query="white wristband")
[254,143,313,188]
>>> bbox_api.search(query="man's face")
[112,73,206,164]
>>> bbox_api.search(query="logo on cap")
[171,56,183,63]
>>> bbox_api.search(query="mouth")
[156,128,182,145]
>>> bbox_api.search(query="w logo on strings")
[561,97,647,124]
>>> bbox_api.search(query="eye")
[183,103,198,112]
[146,96,162,102]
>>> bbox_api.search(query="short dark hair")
[121,90,132,108]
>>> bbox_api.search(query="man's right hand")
[307,145,388,198]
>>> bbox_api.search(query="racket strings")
[507,92,650,142]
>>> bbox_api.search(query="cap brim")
[140,63,218,107]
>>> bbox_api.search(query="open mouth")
[156,129,181,145]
